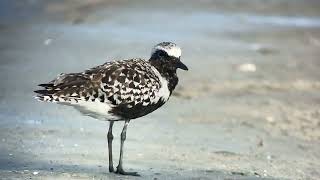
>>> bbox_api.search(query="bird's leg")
[115,120,140,176]
[107,121,114,172]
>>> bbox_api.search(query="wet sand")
[0,0,320,179]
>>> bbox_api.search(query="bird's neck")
[149,59,179,93]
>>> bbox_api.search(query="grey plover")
[34,42,188,176]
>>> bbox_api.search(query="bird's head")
[150,42,188,73]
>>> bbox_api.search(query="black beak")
[176,61,188,71]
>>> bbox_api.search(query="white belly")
[60,99,121,121]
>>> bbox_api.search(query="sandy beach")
[0,0,320,179]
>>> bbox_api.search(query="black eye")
[157,50,167,57]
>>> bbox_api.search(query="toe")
[115,169,140,176]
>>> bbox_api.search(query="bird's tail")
[34,83,60,102]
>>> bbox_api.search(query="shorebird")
[34,42,188,176]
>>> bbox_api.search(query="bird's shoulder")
[84,58,160,87]
[86,58,162,105]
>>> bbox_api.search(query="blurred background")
[0,0,320,179]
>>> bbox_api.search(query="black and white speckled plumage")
[35,42,188,121]
[34,42,188,176]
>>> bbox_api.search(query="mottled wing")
[95,59,161,106]
[34,59,162,119]
[34,72,95,102]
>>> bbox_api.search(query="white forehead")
[152,42,182,58]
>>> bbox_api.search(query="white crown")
[152,42,182,58]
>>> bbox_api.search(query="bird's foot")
[115,167,140,176]
[109,166,114,173]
